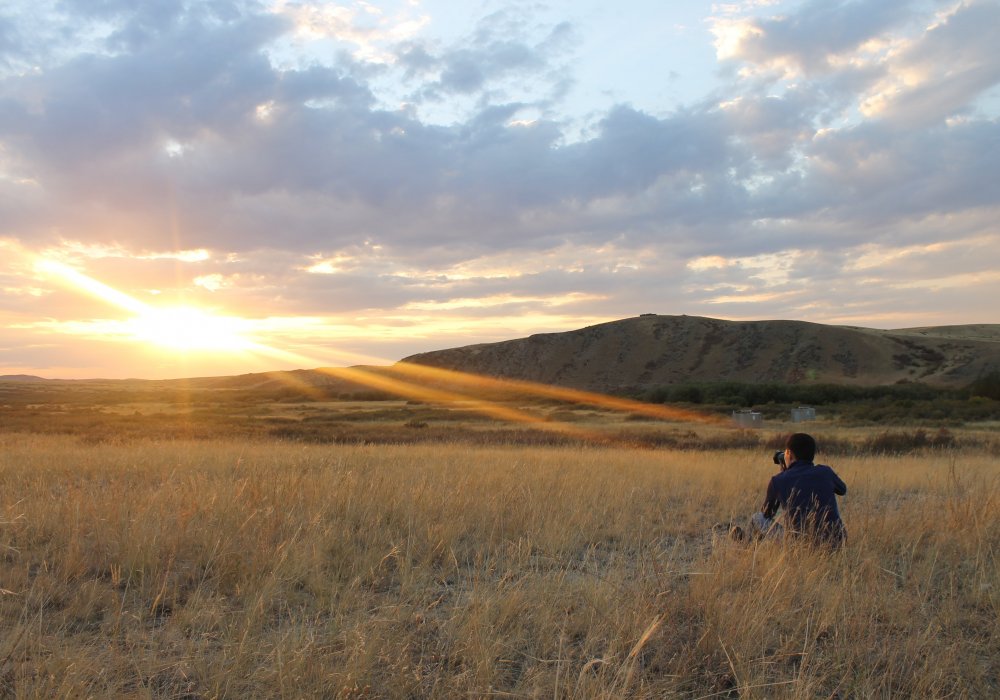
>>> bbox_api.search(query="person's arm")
[831,470,847,496]
[761,477,780,519]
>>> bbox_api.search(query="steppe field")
[1,395,998,698]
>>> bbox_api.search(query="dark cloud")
[0,5,679,253]
[3,10,286,160]
[569,105,730,198]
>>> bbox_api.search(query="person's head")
[785,432,816,464]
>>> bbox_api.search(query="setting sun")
[33,258,255,355]
[128,306,253,353]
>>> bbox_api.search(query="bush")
[861,428,956,455]
[643,381,951,411]
[967,371,1000,401]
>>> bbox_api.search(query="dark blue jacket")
[762,460,847,545]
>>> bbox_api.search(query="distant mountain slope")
[400,315,1000,391]
[0,375,49,382]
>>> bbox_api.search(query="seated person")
[736,432,847,547]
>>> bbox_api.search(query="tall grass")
[0,434,997,697]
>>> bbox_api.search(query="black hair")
[785,432,816,462]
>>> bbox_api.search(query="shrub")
[967,370,1000,401]
[861,428,957,455]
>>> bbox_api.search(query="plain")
[1,430,997,698]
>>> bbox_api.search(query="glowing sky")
[1,0,998,379]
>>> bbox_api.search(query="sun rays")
[381,361,726,426]
[30,253,725,444]
[34,258,255,354]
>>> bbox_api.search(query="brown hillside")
[400,315,1000,391]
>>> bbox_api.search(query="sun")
[33,258,256,354]
[128,306,254,353]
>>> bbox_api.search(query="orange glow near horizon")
[313,365,608,443]
[34,258,255,353]
[29,252,728,445]
[28,255,391,372]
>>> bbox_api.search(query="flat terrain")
[3,376,1000,451]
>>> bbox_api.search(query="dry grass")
[0,433,997,698]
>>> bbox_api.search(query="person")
[736,433,848,547]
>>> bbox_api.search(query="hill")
[400,315,1000,392]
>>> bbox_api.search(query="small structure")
[791,406,816,423]
[732,409,763,428]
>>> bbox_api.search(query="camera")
[773,450,786,468]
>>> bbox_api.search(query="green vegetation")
[641,379,1000,426]
[968,370,1000,401]
[643,380,943,406]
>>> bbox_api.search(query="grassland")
[3,376,1000,454]
[1,379,997,697]
[1,427,997,698]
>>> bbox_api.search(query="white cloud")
[862,1,1000,124]
[194,273,228,291]
[268,0,429,63]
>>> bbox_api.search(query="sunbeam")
[34,258,255,353]
[313,365,609,443]
[28,250,727,445]
[34,259,148,315]
[383,361,727,426]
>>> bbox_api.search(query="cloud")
[0,0,999,377]
[861,1,1000,125]
[399,11,574,110]
[272,0,430,63]
[713,0,914,75]
[0,0,993,259]
[794,118,1000,228]
[714,0,1000,127]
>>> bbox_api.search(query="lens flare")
[30,251,728,445]
[34,259,256,353]
[383,361,726,425]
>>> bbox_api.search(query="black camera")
[773,450,786,468]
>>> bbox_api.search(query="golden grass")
[1,434,997,698]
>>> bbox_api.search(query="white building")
[791,406,816,423]
[732,409,763,428]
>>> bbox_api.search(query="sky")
[1,0,998,379]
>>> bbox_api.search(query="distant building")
[791,406,816,423]
[732,409,763,428]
